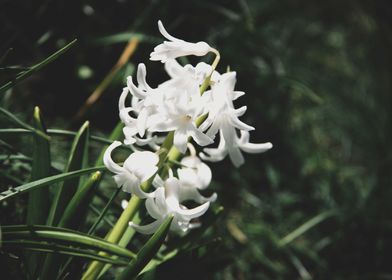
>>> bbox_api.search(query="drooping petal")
[228,146,245,167]
[174,127,189,154]
[188,124,214,147]
[129,220,162,235]
[175,201,210,219]
[103,141,124,174]
[127,76,147,99]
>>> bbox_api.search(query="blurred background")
[1,0,392,279]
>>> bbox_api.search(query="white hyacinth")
[103,20,272,234]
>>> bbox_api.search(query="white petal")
[176,201,210,219]
[179,186,216,204]
[228,146,245,167]
[136,63,152,91]
[118,87,129,111]
[157,20,181,42]
[103,141,124,174]
[127,76,146,99]
[174,127,189,154]
[241,142,273,153]
[188,125,214,147]
[129,220,162,235]
[146,197,165,220]
[124,151,159,181]
[136,108,148,137]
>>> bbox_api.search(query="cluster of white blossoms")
[104,21,272,234]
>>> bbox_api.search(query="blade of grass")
[1,225,136,259]
[0,166,105,202]
[58,171,102,229]
[0,128,131,149]
[0,107,49,140]
[279,210,336,247]
[27,107,51,225]
[88,187,122,234]
[42,121,90,279]
[2,240,129,266]
[47,121,90,226]
[116,215,173,280]
[26,107,52,278]
[0,39,77,94]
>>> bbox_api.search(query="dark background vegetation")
[1,0,392,279]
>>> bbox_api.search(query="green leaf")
[0,166,105,202]
[279,210,336,247]
[2,240,129,266]
[0,107,49,140]
[58,171,102,229]
[47,121,90,227]
[1,225,136,259]
[25,107,52,278]
[88,187,122,235]
[27,107,51,225]
[90,33,160,46]
[0,127,132,149]
[117,215,173,280]
[0,39,77,94]
[42,121,90,279]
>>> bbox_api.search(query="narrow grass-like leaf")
[0,107,49,140]
[58,171,102,229]
[47,121,90,226]
[1,225,136,259]
[117,215,173,280]
[0,39,77,94]
[90,33,159,46]
[0,128,131,149]
[2,240,129,266]
[42,121,90,279]
[27,107,51,225]
[279,210,336,246]
[26,107,51,278]
[88,187,121,234]
[0,166,105,202]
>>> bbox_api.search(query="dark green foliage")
[1,0,392,279]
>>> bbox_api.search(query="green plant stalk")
[82,50,220,279]
[117,215,173,280]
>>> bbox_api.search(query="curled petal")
[127,76,147,99]
[129,220,162,235]
[103,141,124,174]
[136,63,152,91]
[176,201,210,220]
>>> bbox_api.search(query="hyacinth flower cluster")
[103,20,272,234]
